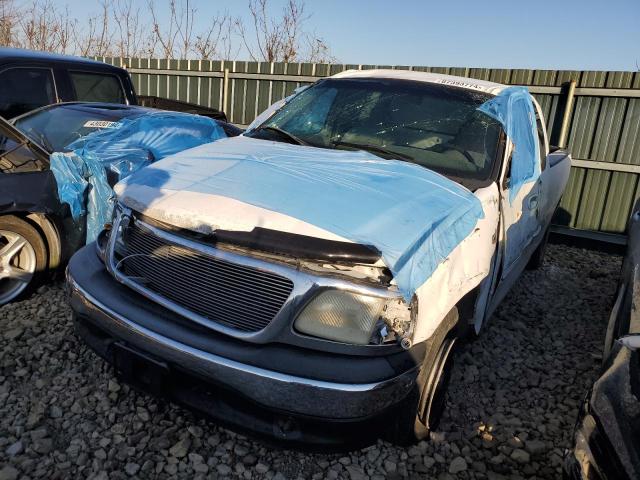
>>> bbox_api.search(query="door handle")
[527,195,539,210]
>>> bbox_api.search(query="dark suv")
[0,48,237,305]
[0,47,137,119]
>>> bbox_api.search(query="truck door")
[499,97,545,279]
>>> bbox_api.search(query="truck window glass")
[70,72,125,103]
[0,68,56,119]
[14,104,133,153]
[251,78,502,184]
[0,134,43,173]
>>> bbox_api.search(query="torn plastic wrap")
[478,86,540,201]
[117,136,485,302]
[50,112,226,243]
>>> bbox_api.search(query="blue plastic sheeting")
[120,137,485,301]
[50,112,226,243]
[478,86,540,201]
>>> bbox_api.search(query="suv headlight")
[295,290,412,345]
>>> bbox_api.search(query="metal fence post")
[222,68,230,116]
[558,79,577,149]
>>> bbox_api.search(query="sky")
[64,0,640,71]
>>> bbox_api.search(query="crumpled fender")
[412,183,500,343]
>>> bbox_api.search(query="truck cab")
[67,70,571,446]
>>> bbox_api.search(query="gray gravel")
[0,244,621,479]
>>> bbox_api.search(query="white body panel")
[114,182,352,243]
[412,183,500,343]
[332,69,507,95]
[540,152,571,225]
[501,162,542,276]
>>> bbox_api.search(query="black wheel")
[0,215,47,305]
[526,226,550,270]
[385,308,459,445]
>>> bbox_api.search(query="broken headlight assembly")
[95,203,126,264]
[95,226,111,263]
[294,290,415,347]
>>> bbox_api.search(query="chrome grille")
[117,220,294,332]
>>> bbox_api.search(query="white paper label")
[83,120,119,129]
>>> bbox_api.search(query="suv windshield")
[12,104,143,153]
[247,78,502,187]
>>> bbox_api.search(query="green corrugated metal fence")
[96,57,640,241]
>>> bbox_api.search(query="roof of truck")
[332,69,507,95]
[0,47,124,69]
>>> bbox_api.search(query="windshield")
[13,105,141,153]
[246,78,502,186]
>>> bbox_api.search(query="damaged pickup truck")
[67,70,571,445]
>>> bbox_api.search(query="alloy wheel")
[0,230,37,304]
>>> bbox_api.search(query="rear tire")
[0,215,47,305]
[526,226,550,270]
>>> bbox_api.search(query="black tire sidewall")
[385,308,459,445]
[526,226,550,270]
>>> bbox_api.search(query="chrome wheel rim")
[0,230,36,304]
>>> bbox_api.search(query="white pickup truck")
[67,70,570,446]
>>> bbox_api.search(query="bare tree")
[236,0,333,63]
[305,34,335,64]
[76,0,113,57]
[0,0,333,62]
[193,11,235,59]
[19,0,76,53]
[112,0,155,57]
[149,0,234,59]
[212,14,240,60]
[148,0,194,58]
[0,0,18,47]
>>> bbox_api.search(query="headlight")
[295,290,411,345]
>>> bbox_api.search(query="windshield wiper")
[253,125,308,146]
[332,141,413,161]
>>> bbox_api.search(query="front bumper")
[67,245,421,444]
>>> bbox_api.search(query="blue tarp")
[478,86,541,201]
[50,111,226,243]
[119,136,485,301]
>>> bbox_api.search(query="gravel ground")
[0,244,621,480]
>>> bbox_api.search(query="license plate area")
[112,342,170,396]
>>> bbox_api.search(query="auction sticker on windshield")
[83,120,120,129]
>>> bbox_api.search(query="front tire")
[385,309,458,445]
[0,215,47,305]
